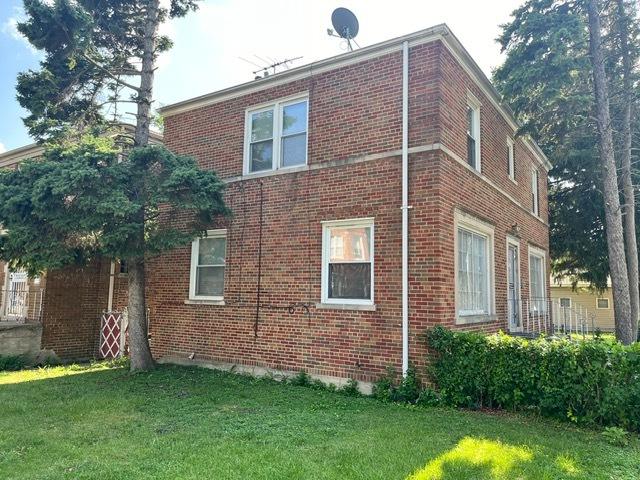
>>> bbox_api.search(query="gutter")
[401,41,410,377]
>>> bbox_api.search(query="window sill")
[241,165,308,180]
[184,299,225,306]
[456,314,497,325]
[315,302,376,311]
[509,177,517,185]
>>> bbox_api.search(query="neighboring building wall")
[550,286,614,332]
[40,260,112,359]
[150,36,550,382]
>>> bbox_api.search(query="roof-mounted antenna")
[327,7,360,51]
[240,56,303,80]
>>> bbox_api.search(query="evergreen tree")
[2,0,227,370]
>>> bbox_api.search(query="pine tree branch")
[81,53,141,92]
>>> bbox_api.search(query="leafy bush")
[0,355,27,372]
[426,326,640,431]
[602,427,629,447]
[339,378,361,397]
[372,365,422,404]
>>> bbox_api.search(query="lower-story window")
[189,229,227,300]
[455,211,495,320]
[321,218,374,305]
[528,245,546,312]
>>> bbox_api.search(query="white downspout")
[107,260,116,312]
[401,41,410,377]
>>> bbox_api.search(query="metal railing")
[509,297,593,338]
[0,288,44,323]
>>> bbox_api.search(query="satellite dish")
[331,8,359,40]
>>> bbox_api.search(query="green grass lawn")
[0,363,637,480]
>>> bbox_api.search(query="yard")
[0,363,638,480]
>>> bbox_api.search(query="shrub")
[372,365,422,404]
[0,355,27,372]
[339,379,361,397]
[426,326,640,431]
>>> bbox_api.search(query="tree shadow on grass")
[405,436,578,480]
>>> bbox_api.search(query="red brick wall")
[40,261,112,359]
[142,38,549,382]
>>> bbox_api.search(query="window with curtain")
[529,251,545,311]
[322,220,373,304]
[457,227,489,315]
[246,97,308,173]
[189,230,227,300]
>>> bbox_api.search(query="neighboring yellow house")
[550,278,614,332]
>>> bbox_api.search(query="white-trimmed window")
[189,229,227,300]
[244,95,308,174]
[531,168,540,216]
[528,245,546,312]
[321,218,374,305]
[507,137,515,180]
[466,93,481,171]
[455,211,494,319]
[559,297,571,308]
[596,298,610,309]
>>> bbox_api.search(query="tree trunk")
[128,0,160,370]
[134,0,160,148]
[615,0,639,341]
[127,259,154,371]
[587,0,634,344]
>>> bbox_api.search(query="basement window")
[244,95,308,174]
[189,229,227,300]
[321,218,374,306]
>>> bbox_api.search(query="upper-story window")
[507,137,515,181]
[244,95,308,174]
[466,93,481,172]
[531,168,540,216]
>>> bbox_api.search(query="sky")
[0,0,523,152]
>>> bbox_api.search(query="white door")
[5,271,28,319]
[507,244,521,331]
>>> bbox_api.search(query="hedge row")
[426,326,640,431]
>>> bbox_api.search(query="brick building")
[147,24,550,384]
[1,25,550,384]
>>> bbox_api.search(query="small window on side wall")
[596,298,610,309]
[531,168,540,216]
[507,137,515,180]
[189,230,227,300]
[466,93,481,172]
[321,219,374,305]
[559,297,571,308]
[245,96,308,174]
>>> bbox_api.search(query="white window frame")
[507,137,515,181]
[321,218,374,306]
[559,297,571,308]
[596,297,610,310]
[189,229,227,301]
[528,245,547,312]
[531,168,540,216]
[243,93,309,175]
[466,91,482,172]
[454,210,495,322]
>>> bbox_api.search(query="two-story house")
[145,24,550,385]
